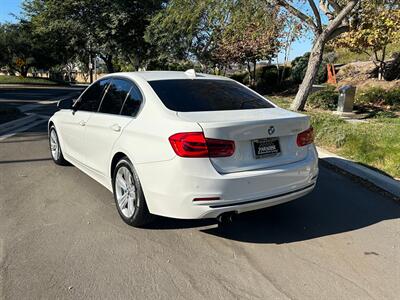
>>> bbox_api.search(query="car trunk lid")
[177,108,310,173]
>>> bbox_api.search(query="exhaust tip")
[217,212,237,224]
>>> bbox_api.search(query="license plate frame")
[252,137,281,158]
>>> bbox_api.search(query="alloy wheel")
[115,166,137,218]
[50,129,60,160]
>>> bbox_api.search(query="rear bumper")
[135,146,319,219]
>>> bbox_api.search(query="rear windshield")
[148,79,273,112]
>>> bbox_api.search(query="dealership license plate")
[253,137,281,158]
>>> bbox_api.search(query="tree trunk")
[101,54,115,73]
[290,37,325,111]
[378,63,384,81]
[253,59,257,87]
[89,53,93,83]
[246,61,253,86]
[375,48,386,81]
[20,67,28,77]
[106,56,115,73]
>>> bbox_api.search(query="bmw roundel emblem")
[268,126,275,135]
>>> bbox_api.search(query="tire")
[49,126,69,166]
[112,157,154,227]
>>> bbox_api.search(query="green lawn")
[268,96,400,179]
[0,75,63,85]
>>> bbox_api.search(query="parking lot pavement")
[0,118,399,300]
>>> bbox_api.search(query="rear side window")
[149,79,273,112]
[99,79,132,115]
[78,79,109,112]
[121,85,143,117]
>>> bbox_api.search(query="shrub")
[356,87,400,106]
[291,53,309,83]
[230,72,248,84]
[291,53,327,84]
[372,111,397,119]
[356,87,387,105]
[256,66,278,87]
[254,65,294,93]
[384,53,400,81]
[307,88,339,110]
[385,88,400,106]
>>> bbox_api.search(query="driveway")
[0,88,399,299]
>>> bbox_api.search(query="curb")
[317,147,400,198]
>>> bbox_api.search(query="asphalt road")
[0,86,84,103]
[0,87,84,121]
[0,88,399,299]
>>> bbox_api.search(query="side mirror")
[57,98,74,110]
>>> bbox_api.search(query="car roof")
[102,70,229,82]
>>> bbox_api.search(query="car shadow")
[0,136,48,143]
[149,164,400,244]
[0,157,52,164]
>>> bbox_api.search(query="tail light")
[169,132,235,158]
[297,127,314,147]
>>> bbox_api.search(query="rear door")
[83,78,143,177]
[59,79,109,162]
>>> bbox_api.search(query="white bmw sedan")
[49,70,318,227]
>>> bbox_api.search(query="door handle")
[79,120,86,126]
[111,124,121,132]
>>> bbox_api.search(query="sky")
[0,0,21,23]
[0,0,313,61]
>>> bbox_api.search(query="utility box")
[337,85,356,113]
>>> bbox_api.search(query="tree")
[334,0,400,80]
[145,0,232,70]
[278,15,304,84]
[212,0,282,86]
[23,0,163,74]
[146,0,283,75]
[275,0,360,111]
[0,22,58,76]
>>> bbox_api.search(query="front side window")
[77,79,109,112]
[148,79,273,112]
[121,84,143,117]
[99,79,132,115]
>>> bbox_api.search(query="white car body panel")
[49,71,319,219]
[135,146,318,219]
[82,113,132,176]
[56,110,91,162]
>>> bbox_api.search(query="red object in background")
[327,64,337,84]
